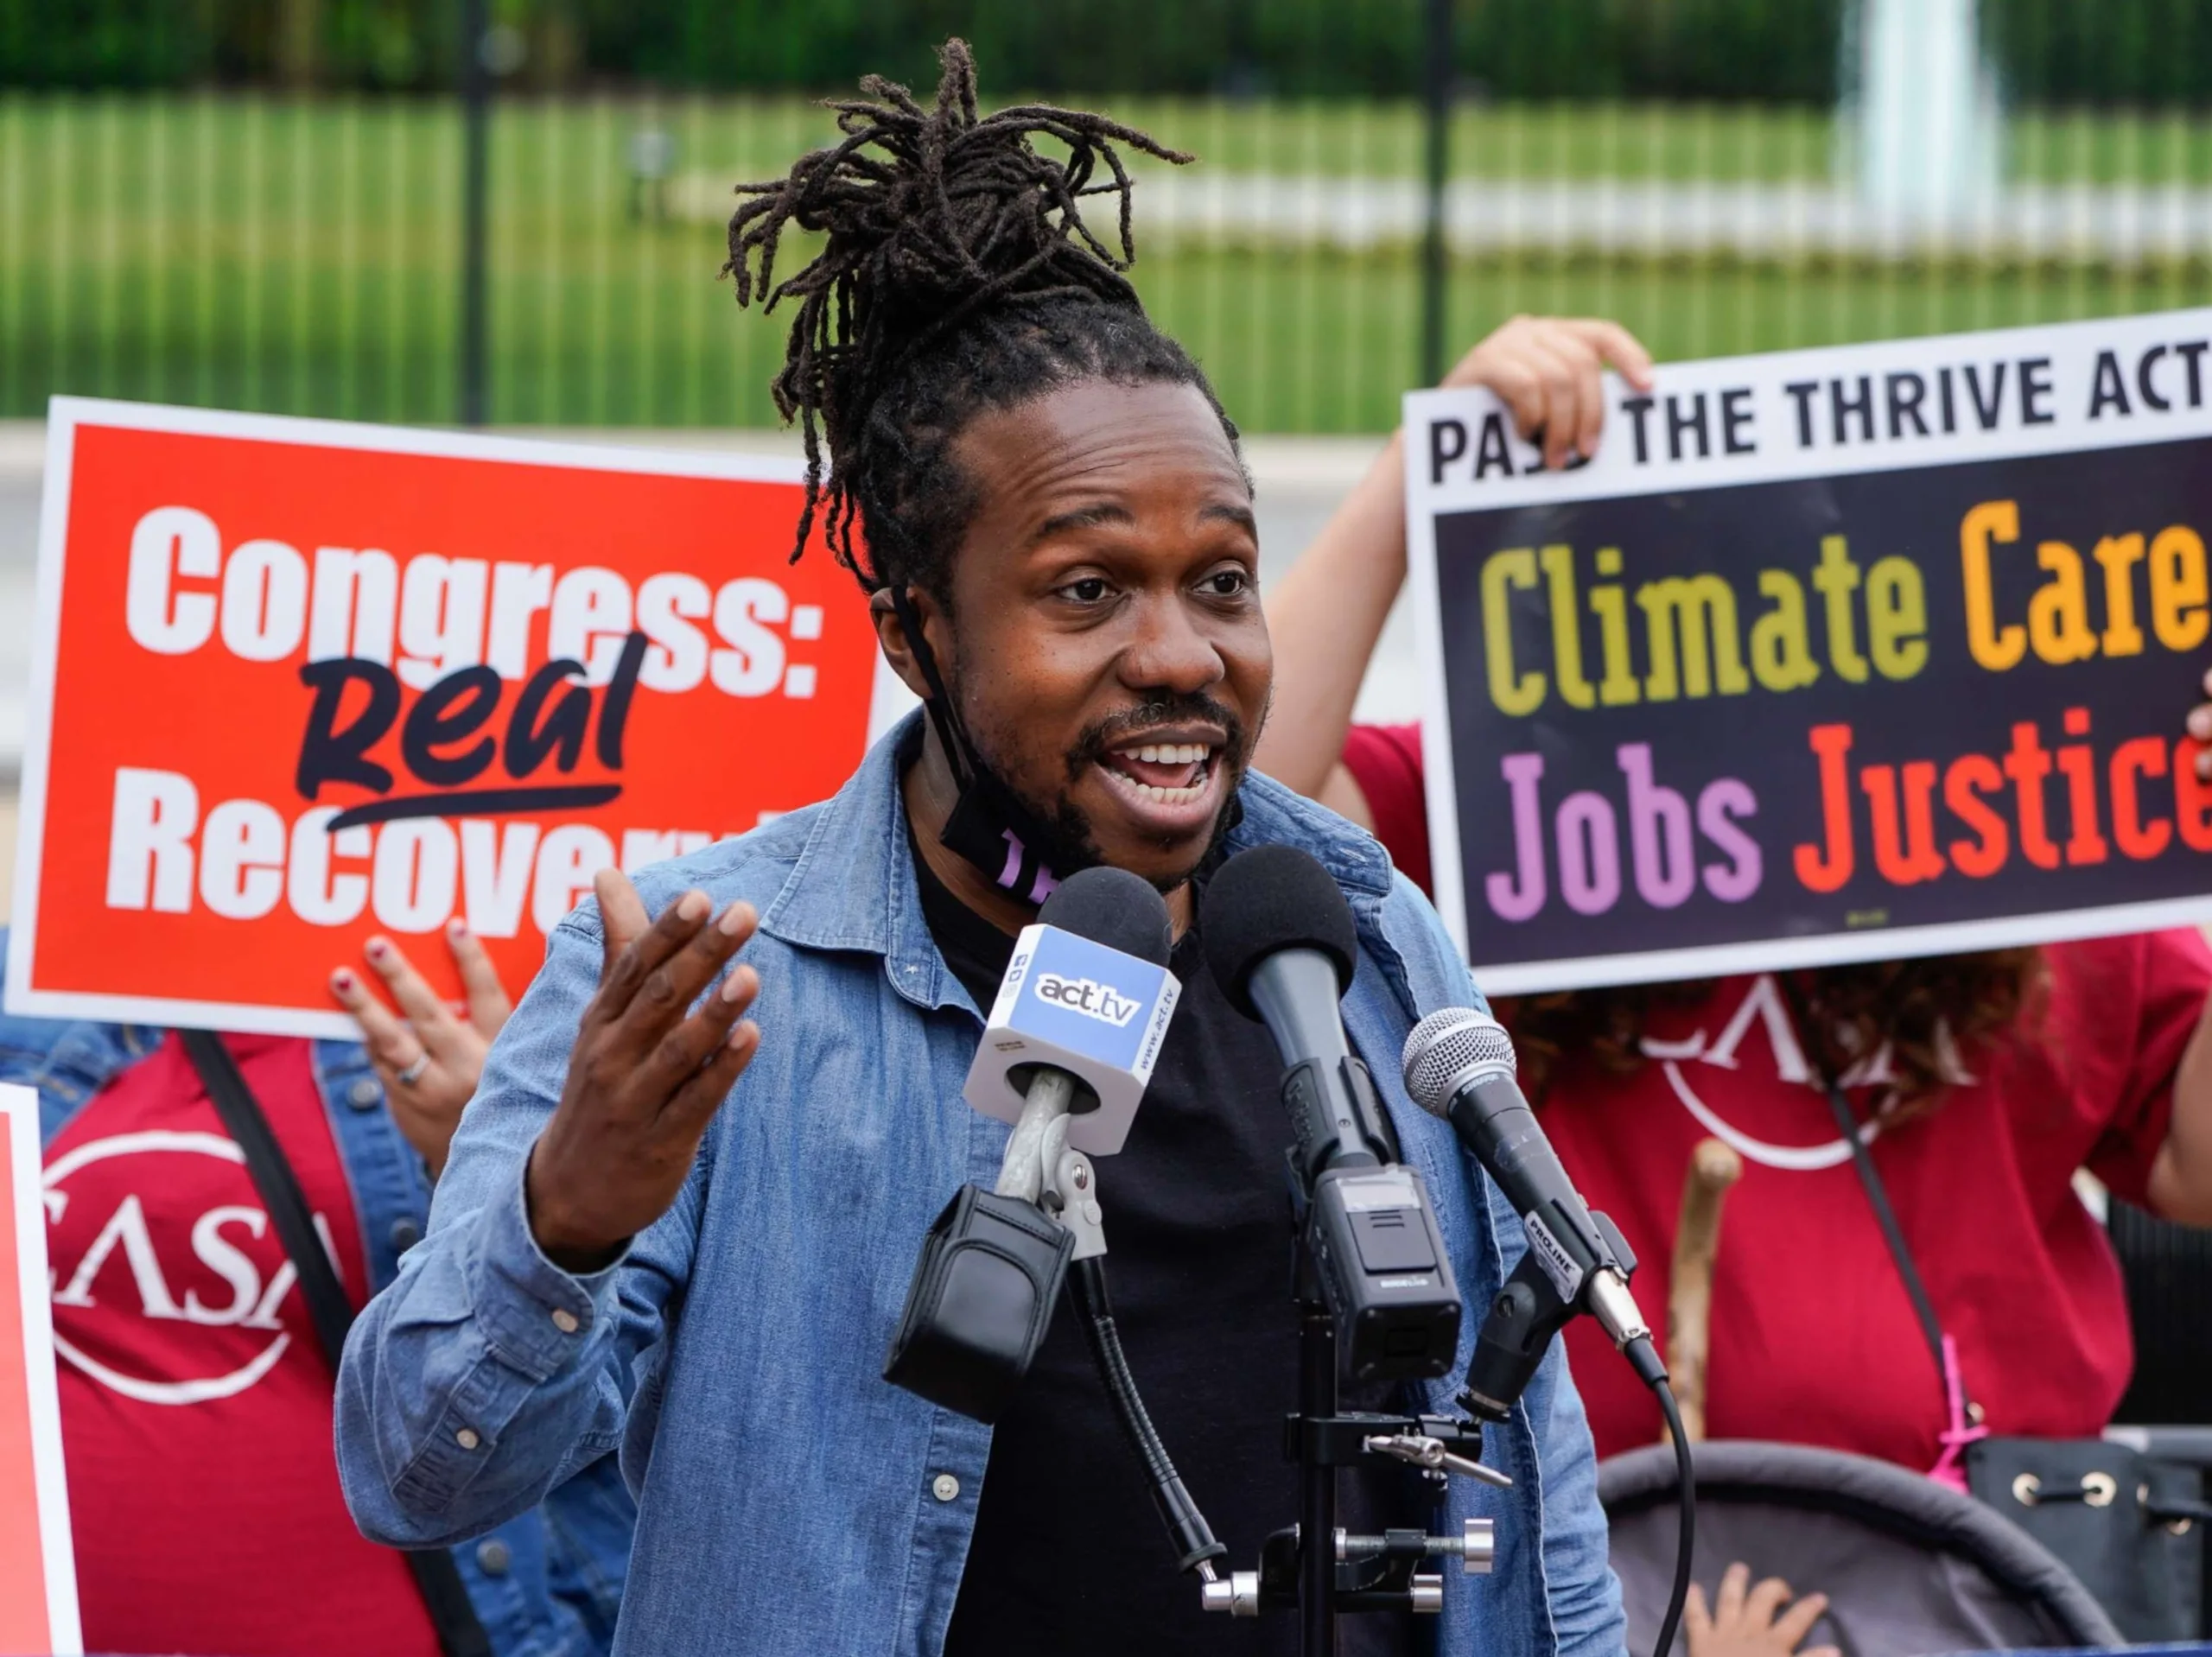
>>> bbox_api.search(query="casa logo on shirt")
[41,1131,333,1406]
[1640,974,1971,1172]
[1033,972,1143,1027]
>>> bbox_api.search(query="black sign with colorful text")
[1405,310,2212,993]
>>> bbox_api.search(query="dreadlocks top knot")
[722,39,1235,599]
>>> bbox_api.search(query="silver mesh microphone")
[1398,1005,1652,1356]
[1402,1007,1516,1116]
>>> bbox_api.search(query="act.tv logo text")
[1034,973,1143,1027]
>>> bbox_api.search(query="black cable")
[1071,1256,1226,1573]
[1650,1377,1695,1657]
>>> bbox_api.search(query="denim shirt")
[334,714,1624,1657]
[0,937,634,1657]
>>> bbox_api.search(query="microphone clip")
[1460,1207,1646,1423]
[1035,1114,1109,1262]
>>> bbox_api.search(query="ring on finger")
[394,1052,431,1087]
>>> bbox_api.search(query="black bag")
[881,1181,1073,1425]
[1967,1434,2208,1642]
[1775,981,2209,1644]
[181,1031,493,1657]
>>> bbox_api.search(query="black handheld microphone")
[1401,1007,1665,1417]
[1203,846,1460,1381]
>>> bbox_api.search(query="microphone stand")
[1043,1133,1503,1647]
[1033,1123,1507,1649]
[1033,1117,1230,1588]
[1297,1270,1340,1656]
[1192,1179,1508,1651]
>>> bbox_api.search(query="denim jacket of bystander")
[0,939,635,1657]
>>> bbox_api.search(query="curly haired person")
[1257,314,2212,1481]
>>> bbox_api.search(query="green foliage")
[0,0,1852,101]
[0,0,458,89]
[16,2,2212,106]
[18,2,2203,105]
[1981,0,2209,105]
[1457,0,1844,103]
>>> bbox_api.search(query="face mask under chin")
[936,751,1103,907]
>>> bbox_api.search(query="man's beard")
[963,690,1252,893]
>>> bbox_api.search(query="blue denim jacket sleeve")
[336,907,689,1549]
[1521,1332,1620,1656]
[0,930,162,1141]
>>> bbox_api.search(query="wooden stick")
[1665,1137,1744,1444]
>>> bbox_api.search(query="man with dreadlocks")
[335,41,1620,1657]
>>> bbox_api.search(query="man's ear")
[869,586,946,703]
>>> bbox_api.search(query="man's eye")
[1201,568,1251,597]
[1062,577,1110,603]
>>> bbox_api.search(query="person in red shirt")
[1,921,632,1657]
[1255,314,2212,1643]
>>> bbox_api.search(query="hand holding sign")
[328,921,515,1176]
[1444,315,1655,472]
[524,871,761,1273]
[2190,665,2212,781]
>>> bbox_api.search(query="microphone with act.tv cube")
[967,867,1180,1195]
[884,867,1179,1424]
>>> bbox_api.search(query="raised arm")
[1255,317,1655,805]
[336,872,762,1546]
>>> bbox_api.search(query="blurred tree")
[1982,0,2202,105]
[276,0,321,87]
[1,0,2205,105]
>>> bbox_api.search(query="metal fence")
[4,7,2212,433]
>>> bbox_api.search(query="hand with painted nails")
[1684,1562,1838,1657]
[329,919,518,1177]
[2190,665,2212,782]
[1443,314,1657,473]
[524,869,762,1274]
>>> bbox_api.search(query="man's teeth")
[1104,740,1215,807]
[1128,779,1207,803]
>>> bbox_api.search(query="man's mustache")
[1065,695,1248,776]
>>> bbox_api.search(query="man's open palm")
[524,868,762,1273]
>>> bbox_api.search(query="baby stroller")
[1599,1140,2126,1655]
[1602,1438,2125,1654]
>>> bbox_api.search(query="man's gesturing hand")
[526,870,763,1273]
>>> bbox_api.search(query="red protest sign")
[8,401,897,1036]
[0,1085,81,1656]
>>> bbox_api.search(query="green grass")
[6,91,2212,433]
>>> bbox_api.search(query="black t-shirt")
[913,837,1428,1657]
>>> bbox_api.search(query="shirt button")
[551,1309,580,1335]
[455,1427,481,1451]
[389,1218,422,1253]
[931,1473,960,1502]
[347,1077,382,1110]
[474,1538,512,1577]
